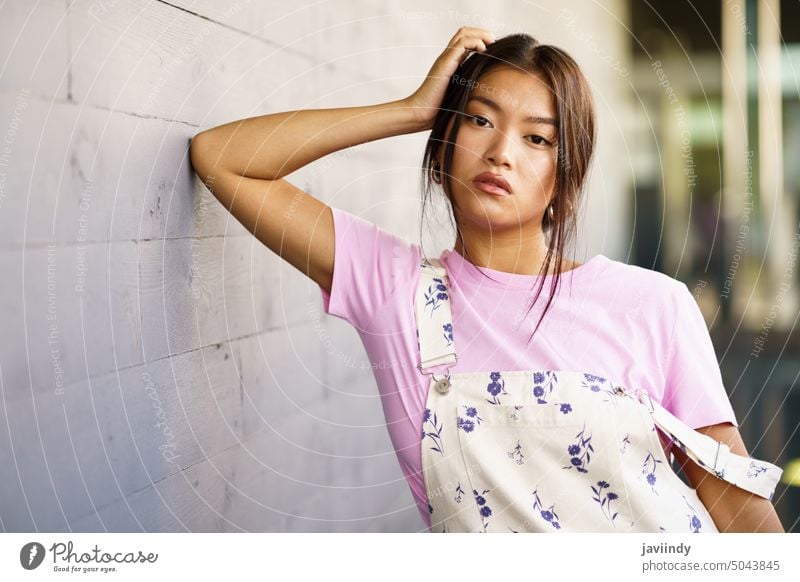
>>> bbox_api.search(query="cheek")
[514,161,557,204]
[530,155,557,183]
[454,121,493,151]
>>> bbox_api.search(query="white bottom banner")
[1,533,798,581]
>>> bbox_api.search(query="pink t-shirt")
[318,206,738,529]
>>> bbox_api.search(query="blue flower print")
[532,487,562,530]
[584,373,607,384]
[486,371,509,405]
[424,277,449,316]
[640,451,664,495]
[691,515,702,532]
[580,372,618,401]
[620,433,631,454]
[473,488,493,532]
[558,403,572,414]
[746,461,768,479]
[454,482,465,504]
[422,408,444,455]
[442,322,454,347]
[591,480,621,526]
[563,422,593,473]
[532,371,557,404]
[457,405,483,433]
[507,439,525,465]
[682,496,703,533]
[457,417,475,433]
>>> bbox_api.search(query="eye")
[468,114,552,146]
[526,135,551,146]
[468,114,491,127]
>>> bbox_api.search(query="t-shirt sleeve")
[319,206,420,329]
[661,282,739,430]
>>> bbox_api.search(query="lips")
[472,171,512,196]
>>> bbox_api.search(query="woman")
[189,27,784,533]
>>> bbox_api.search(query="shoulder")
[594,255,687,311]
[597,255,678,285]
[322,206,422,325]
[340,209,423,287]
[331,206,421,259]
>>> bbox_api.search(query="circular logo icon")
[20,542,46,570]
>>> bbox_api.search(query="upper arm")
[672,422,749,489]
[189,134,334,294]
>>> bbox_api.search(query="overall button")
[434,378,451,394]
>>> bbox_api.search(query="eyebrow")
[466,95,558,127]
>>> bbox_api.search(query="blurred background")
[0,0,797,532]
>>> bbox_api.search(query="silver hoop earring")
[432,163,442,184]
[548,200,576,220]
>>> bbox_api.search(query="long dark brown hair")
[419,33,596,345]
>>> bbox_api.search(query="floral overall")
[416,258,783,533]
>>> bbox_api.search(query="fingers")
[455,37,487,55]
[427,26,495,80]
[449,26,496,48]
[445,26,495,65]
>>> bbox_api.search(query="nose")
[483,128,512,169]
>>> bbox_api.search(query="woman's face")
[439,66,559,235]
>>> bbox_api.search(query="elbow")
[189,129,232,186]
[189,130,213,183]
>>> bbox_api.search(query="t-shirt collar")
[441,247,606,289]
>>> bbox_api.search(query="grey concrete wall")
[0,0,629,532]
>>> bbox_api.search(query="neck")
[453,229,567,276]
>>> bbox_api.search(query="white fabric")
[415,258,782,533]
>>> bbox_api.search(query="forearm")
[708,488,785,532]
[190,98,424,180]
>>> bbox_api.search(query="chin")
[462,212,533,232]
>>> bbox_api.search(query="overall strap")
[415,257,457,374]
[635,388,783,501]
